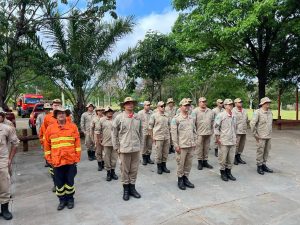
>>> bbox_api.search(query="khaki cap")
[198,97,207,102]
[234,98,242,103]
[120,97,137,107]
[143,101,151,106]
[224,99,234,105]
[187,98,193,102]
[216,99,223,104]
[157,101,165,107]
[43,103,52,109]
[52,99,62,104]
[95,106,105,111]
[86,102,95,108]
[104,106,115,113]
[53,106,67,118]
[167,98,175,104]
[179,98,191,106]
[259,97,272,106]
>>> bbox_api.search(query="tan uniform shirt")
[91,115,102,135]
[212,107,224,119]
[171,113,196,149]
[36,112,46,135]
[112,112,143,153]
[99,117,113,147]
[148,112,170,140]
[250,108,273,139]
[191,107,214,136]
[138,109,152,136]
[80,111,96,132]
[214,111,237,145]
[0,123,19,169]
[165,106,177,119]
[232,107,248,134]
[3,119,13,127]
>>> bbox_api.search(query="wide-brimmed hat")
[95,106,105,112]
[120,97,137,107]
[187,98,193,103]
[44,103,52,109]
[198,97,207,102]
[224,99,234,105]
[53,106,69,118]
[104,106,115,113]
[86,103,95,108]
[52,99,62,105]
[179,98,191,106]
[259,97,272,106]
[216,99,223,104]
[234,98,242,103]
[167,98,175,104]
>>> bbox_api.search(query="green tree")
[172,0,300,101]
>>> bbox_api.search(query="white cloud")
[111,9,178,58]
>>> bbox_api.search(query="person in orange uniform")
[44,106,81,211]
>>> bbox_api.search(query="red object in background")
[29,103,45,132]
[17,94,44,118]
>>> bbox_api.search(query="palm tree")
[45,10,135,124]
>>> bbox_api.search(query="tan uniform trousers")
[219,145,235,170]
[196,135,211,160]
[154,139,170,163]
[0,167,10,204]
[120,151,140,184]
[236,134,246,154]
[94,134,103,162]
[85,132,95,151]
[176,147,194,178]
[104,146,117,170]
[256,139,271,166]
[142,135,152,155]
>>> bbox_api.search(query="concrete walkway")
[3,130,300,225]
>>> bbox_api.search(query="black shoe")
[129,184,141,198]
[123,184,130,201]
[52,186,56,193]
[87,151,93,161]
[234,155,239,165]
[203,160,213,169]
[161,162,170,173]
[1,203,13,220]
[262,164,273,173]
[183,176,195,188]
[57,201,66,211]
[220,170,228,181]
[111,169,118,180]
[67,199,74,209]
[147,155,154,164]
[157,163,163,174]
[106,170,112,181]
[236,154,246,164]
[98,161,103,171]
[215,148,218,157]
[142,155,147,166]
[197,160,203,170]
[177,177,186,190]
[225,168,236,181]
[257,165,264,175]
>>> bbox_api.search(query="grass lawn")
[247,109,299,120]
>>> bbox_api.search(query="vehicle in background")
[29,103,45,135]
[17,94,44,118]
[0,107,16,127]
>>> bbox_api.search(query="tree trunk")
[73,87,86,127]
[0,79,9,110]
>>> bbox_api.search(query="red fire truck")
[17,94,44,117]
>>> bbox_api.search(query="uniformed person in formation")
[138,101,154,166]
[171,98,196,190]
[232,98,248,165]
[80,103,96,161]
[112,97,143,201]
[192,97,214,170]
[176,98,193,115]
[149,101,171,174]
[165,98,177,153]
[212,99,224,157]
[0,111,19,220]
[250,97,274,175]
[99,107,118,181]
[90,107,105,171]
[214,99,237,182]
[36,103,52,136]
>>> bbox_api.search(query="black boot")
[91,151,96,160]
[142,155,147,166]
[111,169,118,180]
[161,162,170,173]
[147,155,154,164]
[129,184,141,198]
[157,163,163,174]
[177,177,186,190]
[123,184,130,201]
[106,170,112,181]
[225,168,236,181]
[236,154,246,164]
[97,161,103,171]
[87,151,93,161]
[57,201,66,211]
[215,148,218,157]
[203,160,213,169]
[257,165,264,175]
[197,160,203,170]
[262,164,273,173]
[1,203,13,220]
[101,161,105,170]
[234,155,238,165]
[183,176,195,188]
[220,170,228,181]
[67,199,74,209]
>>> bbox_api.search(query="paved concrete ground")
[2,129,300,225]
